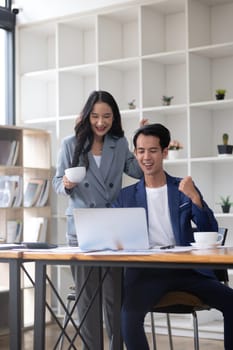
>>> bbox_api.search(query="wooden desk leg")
[112,267,123,350]
[9,259,21,350]
[34,262,46,350]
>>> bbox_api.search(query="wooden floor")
[0,323,224,349]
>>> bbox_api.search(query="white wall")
[13,0,137,24]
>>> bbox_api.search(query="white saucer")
[191,242,221,249]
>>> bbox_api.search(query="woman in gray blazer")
[52,90,143,350]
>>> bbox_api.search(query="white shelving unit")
[16,0,233,335]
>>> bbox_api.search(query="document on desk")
[51,246,193,254]
[83,246,193,255]
[19,246,194,254]
[0,243,22,250]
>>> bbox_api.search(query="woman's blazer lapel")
[99,135,116,181]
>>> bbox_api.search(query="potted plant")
[162,95,174,106]
[167,140,183,160]
[128,99,136,109]
[215,89,226,100]
[217,133,233,155]
[217,195,233,213]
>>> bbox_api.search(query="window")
[0,29,6,124]
[0,2,16,125]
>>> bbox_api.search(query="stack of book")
[0,140,19,166]
[6,220,23,243]
[0,176,23,208]
[24,178,50,207]
[23,217,48,242]
[0,177,50,208]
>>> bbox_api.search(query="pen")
[160,245,175,250]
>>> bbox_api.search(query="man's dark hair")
[133,123,171,150]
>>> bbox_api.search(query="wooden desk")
[0,251,23,350]
[23,247,233,350]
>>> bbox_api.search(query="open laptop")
[73,207,149,251]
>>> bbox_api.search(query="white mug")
[194,231,223,246]
[65,166,86,183]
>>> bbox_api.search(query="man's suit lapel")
[135,179,148,220]
[166,174,181,244]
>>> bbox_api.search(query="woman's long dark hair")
[71,90,124,168]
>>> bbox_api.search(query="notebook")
[73,207,150,252]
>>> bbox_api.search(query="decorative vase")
[222,205,230,213]
[217,145,233,155]
[216,94,225,100]
[128,104,136,109]
[167,150,180,160]
[162,100,171,106]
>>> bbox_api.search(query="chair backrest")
[214,227,228,284]
[218,227,228,246]
[191,226,229,284]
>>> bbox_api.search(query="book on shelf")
[24,178,45,207]
[6,220,23,243]
[23,217,48,242]
[0,140,19,166]
[12,176,23,207]
[0,175,22,208]
[11,140,20,166]
[0,140,12,165]
[38,217,48,242]
[35,179,50,207]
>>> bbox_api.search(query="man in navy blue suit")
[113,123,233,350]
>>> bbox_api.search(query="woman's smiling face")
[90,102,114,138]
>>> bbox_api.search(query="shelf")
[21,73,56,120]
[58,15,97,67]
[190,99,233,110]
[189,42,233,58]
[190,156,233,163]
[99,59,140,110]
[142,57,186,107]
[141,0,186,56]
[188,0,233,49]
[189,52,233,102]
[142,104,187,114]
[19,22,56,74]
[59,69,96,116]
[0,126,52,328]
[98,7,139,61]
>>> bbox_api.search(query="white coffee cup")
[194,231,223,246]
[65,166,86,183]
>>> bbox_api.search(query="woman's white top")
[93,155,101,167]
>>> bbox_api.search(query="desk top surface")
[0,250,22,259]
[21,247,233,266]
[1,247,233,267]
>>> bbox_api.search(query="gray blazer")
[52,134,142,237]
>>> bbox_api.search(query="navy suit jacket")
[113,173,218,278]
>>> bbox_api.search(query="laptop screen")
[73,207,149,251]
